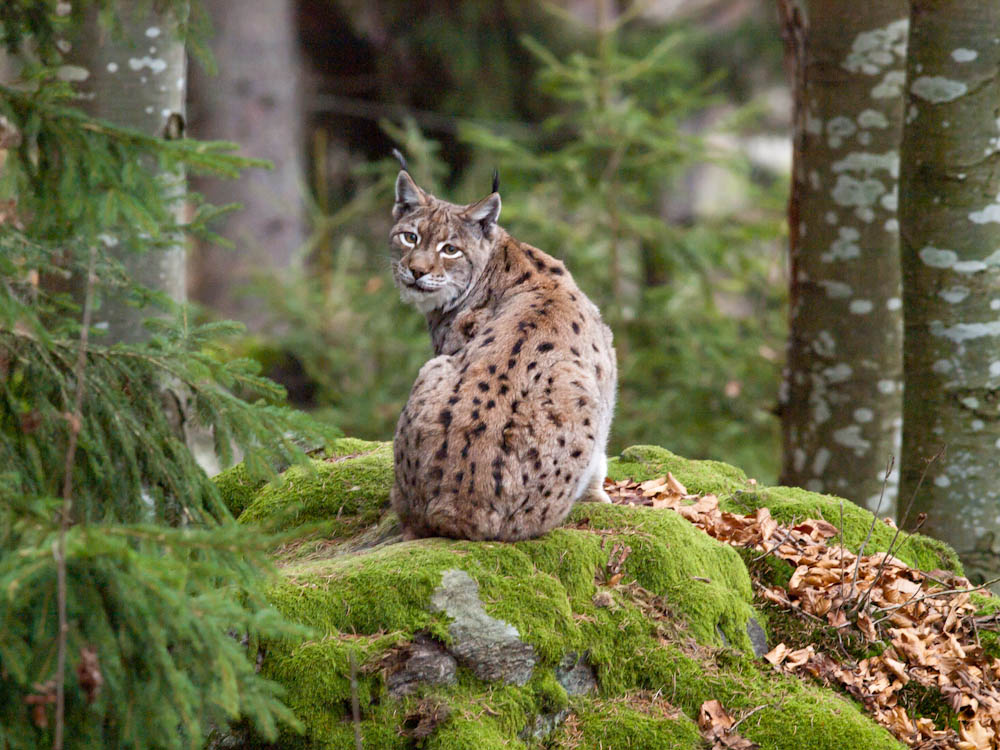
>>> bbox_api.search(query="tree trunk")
[65,4,188,342]
[899,1,1000,583]
[777,0,908,516]
[187,0,306,329]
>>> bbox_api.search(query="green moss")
[212,462,268,518]
[224,439,956,749]
[608,444,960,576]
[238,443,393,534]
[611,445,749,495]
[562,503,757,650]
[325,436,387,458]
[550,699,702,749]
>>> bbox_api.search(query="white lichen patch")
[832,151,899,177]
[826,117,857,148]
[954,260,988,274]
[831,175,886,210]
[872,70,906,99]
[106,62,119,73]
[823,363,853,383]
[849,299,874,314]
[993,299,1000,311]
[930,319,1000,343]
[842,19,908,75]
[934,475,951,488]
[812,330,837,357]
[951,48,978,62]
[853,408,874,423]
[989,361,1000,377]
[880,188,898,212]
[857,109,889,129]
[969,194,1000,224]
[818,280,853,299]
[822,227,861,262]
[939,286,970,304]
[919,246,958,268]
[910,76,968,103]
[931,359,953,374]
[812,447,831,475]
[56,65,90,82]
[145,26,161,38]
[128,56,168,74]
[884,218,899,232]
[887,297,902,311]
[877,379,897,394]
[972,419,985,431]
[832,425,871,456]
[962,396,981,410]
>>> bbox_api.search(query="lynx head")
[390,169,501,314]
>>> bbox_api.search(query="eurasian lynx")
[389,163,617,542]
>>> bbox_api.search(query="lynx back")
[389,167,617,541]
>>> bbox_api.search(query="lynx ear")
[463,192,501,235]
[394,170,427,219]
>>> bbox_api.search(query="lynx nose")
[408,258,432,279]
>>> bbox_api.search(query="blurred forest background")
[184,0,791,482]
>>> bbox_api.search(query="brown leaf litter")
[606,475,1000,750]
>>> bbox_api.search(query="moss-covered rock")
[215,440,963,749]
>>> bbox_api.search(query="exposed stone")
[429,568,537,685]
[556,651,598,696]
[746,617,769,658]
[519,708,572,742]
[385,634,457,698]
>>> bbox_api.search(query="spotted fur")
[389,170,617,541]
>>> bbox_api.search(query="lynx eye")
[439,243,463,259]
[399,231,418,247]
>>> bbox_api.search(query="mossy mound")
[611,445,960,574]
[216,439,965,749]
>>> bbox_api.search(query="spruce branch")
[54,245,96,750]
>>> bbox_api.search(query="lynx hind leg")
[390,483,419,540]
[576,451,611,504]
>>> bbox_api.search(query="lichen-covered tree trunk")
[66,5,188,343]
[187,0,305,328]
[898,1,1000,581]
[777,0,908,516]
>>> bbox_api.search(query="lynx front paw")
[579,486,612,504]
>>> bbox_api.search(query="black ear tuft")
[491,168,499,195]
[392,148,409,173]
[394,170,426,219]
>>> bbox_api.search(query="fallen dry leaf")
[605,474,1000,750]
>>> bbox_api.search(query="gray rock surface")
[429,568,537,685]
[555,652,598,696]
[386,634,458,698]
[747,617,769,658]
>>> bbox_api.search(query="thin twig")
[856,449,942,615]
[867,577,1000,628]
[54,246,97,750]
[752,528,795,562]
[849,456,894,604]
[350,650,363,750]
[730,703,768,732]
[838,500,846,600]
